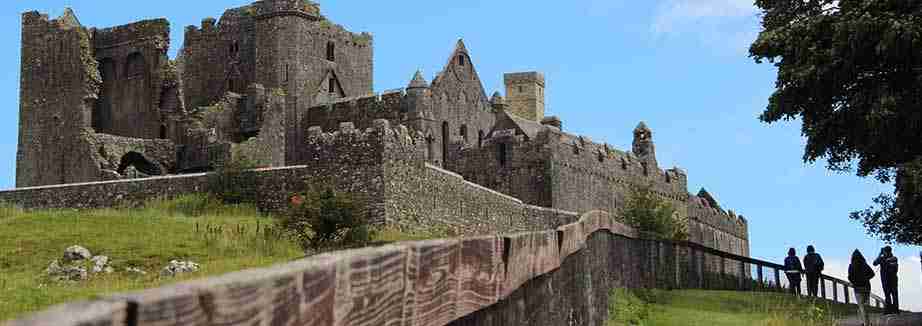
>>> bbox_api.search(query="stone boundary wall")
[385,161,579,235]
[0,166,309,213]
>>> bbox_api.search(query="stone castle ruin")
[14,0,749,260]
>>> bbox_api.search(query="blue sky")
[1,0,919,310]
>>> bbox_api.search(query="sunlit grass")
[608,289,875,326]
[0,195,304,321]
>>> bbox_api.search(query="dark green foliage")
[620,185,687,241]
[851,158,922,244]
[279,187,373,251]
[750,0,922,245]
[207,154,259,204]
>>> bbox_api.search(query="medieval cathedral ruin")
[14,0,749,259]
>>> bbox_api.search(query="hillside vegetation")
[0,195,304,321]
[608,289,869,326]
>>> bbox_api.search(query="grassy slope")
[609,289,871,326]
[0,196,304,321]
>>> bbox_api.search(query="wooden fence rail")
[667,240,884,308]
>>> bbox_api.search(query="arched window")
[327,41,335,62]
[328,78,336,94]
[458,54,465,66]
[159,124,167,139]
[460,125,468,142]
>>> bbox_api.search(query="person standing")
[803,245,825,297]
[873,246,900,314]
[848,249,875,326]
[784,248,803,295]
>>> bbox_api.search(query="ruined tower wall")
[17,11,101,187]
[92,19,171,139]
[180,10,258,109]
[180,1,373,110]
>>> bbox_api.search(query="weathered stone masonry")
[14,1,749,269]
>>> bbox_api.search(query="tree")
[621,184,687,241]
[750,0,922,244]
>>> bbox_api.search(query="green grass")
[608,289,871,326]
[0,195,304,321]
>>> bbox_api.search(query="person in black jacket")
[783,247,803,295]
[803,245,824,297]
[849,249,875,326]
[873,246,899,314]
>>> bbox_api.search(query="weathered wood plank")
[333,245,409,326]
[110,284,207,326]
[404,240,461,326]
[500,232,537,299]
[457,236,504,318]
[557,222,585,259]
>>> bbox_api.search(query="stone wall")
[17,10,100,188]
[7,210,759,326]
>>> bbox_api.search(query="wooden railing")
[674,240,885,308]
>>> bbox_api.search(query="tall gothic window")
[458,54,465,66]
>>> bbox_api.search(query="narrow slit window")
[326,41,335,62]
[498,143,507,167]
[329,78,336,94]
[458,55,465,66]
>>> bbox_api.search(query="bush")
[207,152,259,204]
[620,184,688,241]
[279,187,373,251]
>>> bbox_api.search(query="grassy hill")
[0,195,304,321]
[608,289,874,326]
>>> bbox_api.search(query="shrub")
[279,187,372,251]
[620,184,688,241]
[207,151,259,204]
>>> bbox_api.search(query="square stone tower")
[504,72,545,121]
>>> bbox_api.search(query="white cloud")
[822,257,922,312]
[651,0,760,54]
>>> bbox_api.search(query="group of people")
[783,245,900,324]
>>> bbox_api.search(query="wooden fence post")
[844,285,850,304]
[774,268,781,292]
[820,276,826,299]
[738,260,745,290]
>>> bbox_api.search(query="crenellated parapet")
[303,89,410,133]
[302,119,426,166]
[688,194,749,239]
